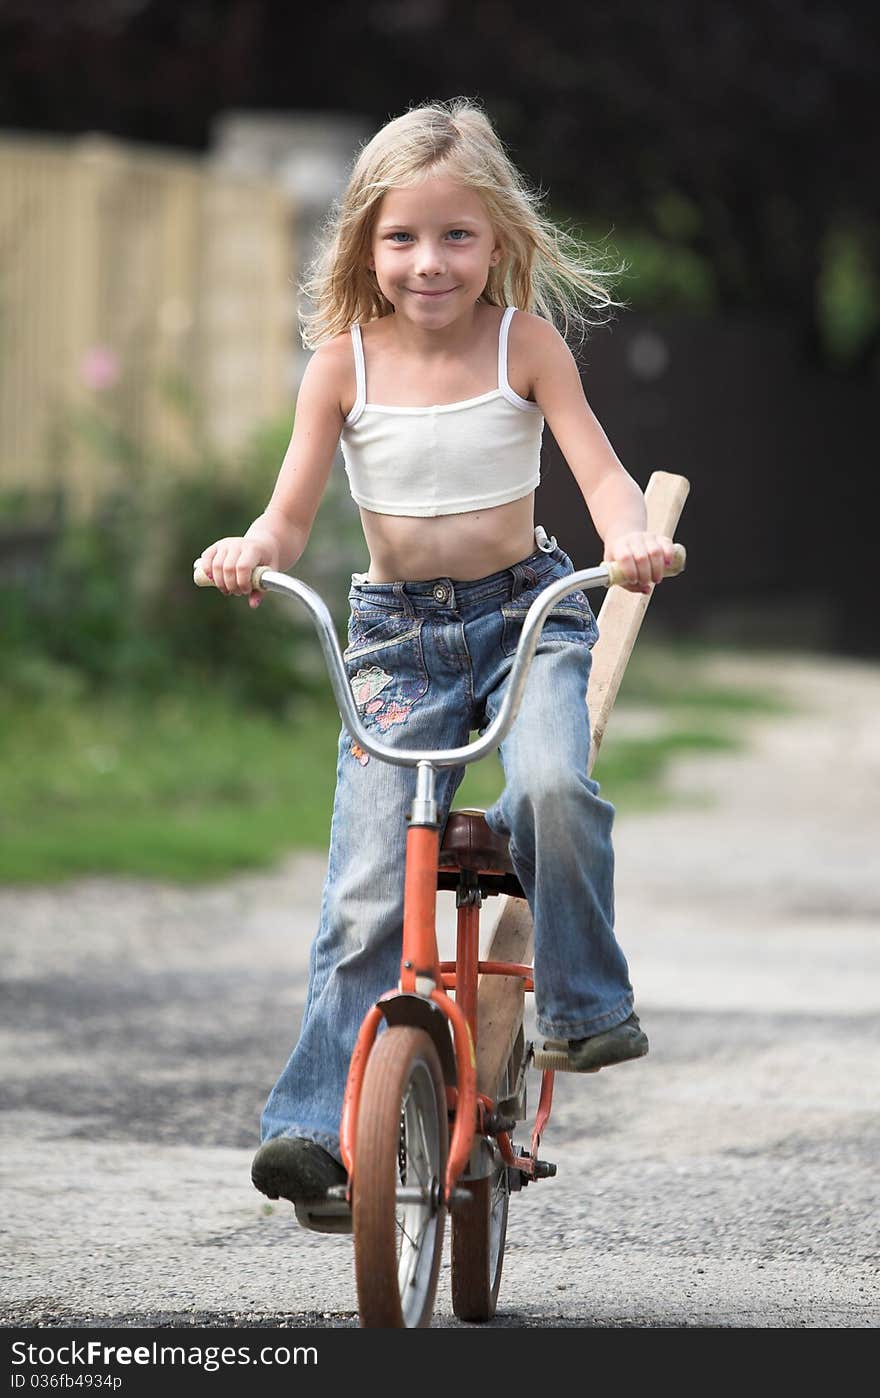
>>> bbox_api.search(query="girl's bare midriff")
[359,493,537,582]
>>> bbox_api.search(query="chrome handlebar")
[194,545,685,772]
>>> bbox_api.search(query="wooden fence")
[0,132,296,510]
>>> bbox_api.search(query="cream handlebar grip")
[192,561,269,592]
[606,542,686,589]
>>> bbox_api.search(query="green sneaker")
[251,1137,347,1203]
[535,1013,649,1073]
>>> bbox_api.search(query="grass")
[1,644,786,885]
[1,688,339,884]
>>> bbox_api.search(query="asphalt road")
[1,652,878,1331]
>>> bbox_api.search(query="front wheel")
[353,1025,448,1328]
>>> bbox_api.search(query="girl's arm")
[197,338,348,605]
[526,316,675,594]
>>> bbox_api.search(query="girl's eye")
[384,230,470,243]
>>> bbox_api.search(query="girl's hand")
[196,534,280,609]
[604,532,677,595]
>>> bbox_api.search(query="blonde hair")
[299,97,623,349]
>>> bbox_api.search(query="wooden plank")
[587,471,691,770]
[475,470,691,1098]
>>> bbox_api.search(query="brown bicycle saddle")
[437,808,525,898]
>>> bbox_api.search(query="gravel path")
[1,650,878,1330]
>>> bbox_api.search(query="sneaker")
[251,1137,347,1203]
[540,1012,649,1073]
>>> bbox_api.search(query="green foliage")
[563,201,880,373]
[558,206,717,317]
[817,226,880,368]
[2,413,366,709]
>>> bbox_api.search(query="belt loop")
[510,562,531,600]
[393,580,415,616]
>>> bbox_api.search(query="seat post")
[454,874,481,1037]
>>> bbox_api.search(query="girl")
[197,98,676,1207]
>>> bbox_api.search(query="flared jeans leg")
[484,640,635,1040]
[260,707,469,1162]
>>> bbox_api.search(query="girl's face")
[368,175,502,323]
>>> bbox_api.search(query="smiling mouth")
[409,287,457,297]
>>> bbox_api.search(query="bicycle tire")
[353,1025,449,1328]
[450,1166,510,1321]
[450,1051,515,1322]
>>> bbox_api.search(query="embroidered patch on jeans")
[375,700,413,731]
[348,667,422,758]
[350,664,393,707]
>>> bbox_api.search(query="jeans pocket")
[343,607,430,735]
[501,589,598,658]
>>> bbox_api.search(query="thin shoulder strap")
[497,306,517,394]
[346,324,367,425]
[498,306,542,412]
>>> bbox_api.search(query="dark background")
[2,0,877,652]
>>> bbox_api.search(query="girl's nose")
[414,241,446,276]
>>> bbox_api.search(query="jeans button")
[432,584,448,602]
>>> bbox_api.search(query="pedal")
[509,1148,557,1185]
[532,1159,557,1179]
[532,1043,600,1073]
[293,1185,353,1235]
[294,1200,353,1234]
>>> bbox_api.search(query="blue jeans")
[260,536,635,1162]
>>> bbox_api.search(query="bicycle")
[194,538,685,1328]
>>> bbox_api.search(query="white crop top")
[339,306,544,517]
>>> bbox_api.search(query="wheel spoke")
[396,1215,421,1253]
[416,1111,433,1182]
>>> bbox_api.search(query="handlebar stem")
[411,762,439,827]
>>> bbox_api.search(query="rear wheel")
[353,1026,448,1328]
[450,1161,510,1320]
[450,1046,519,1321]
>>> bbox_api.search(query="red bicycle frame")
[338,811,556,1204]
